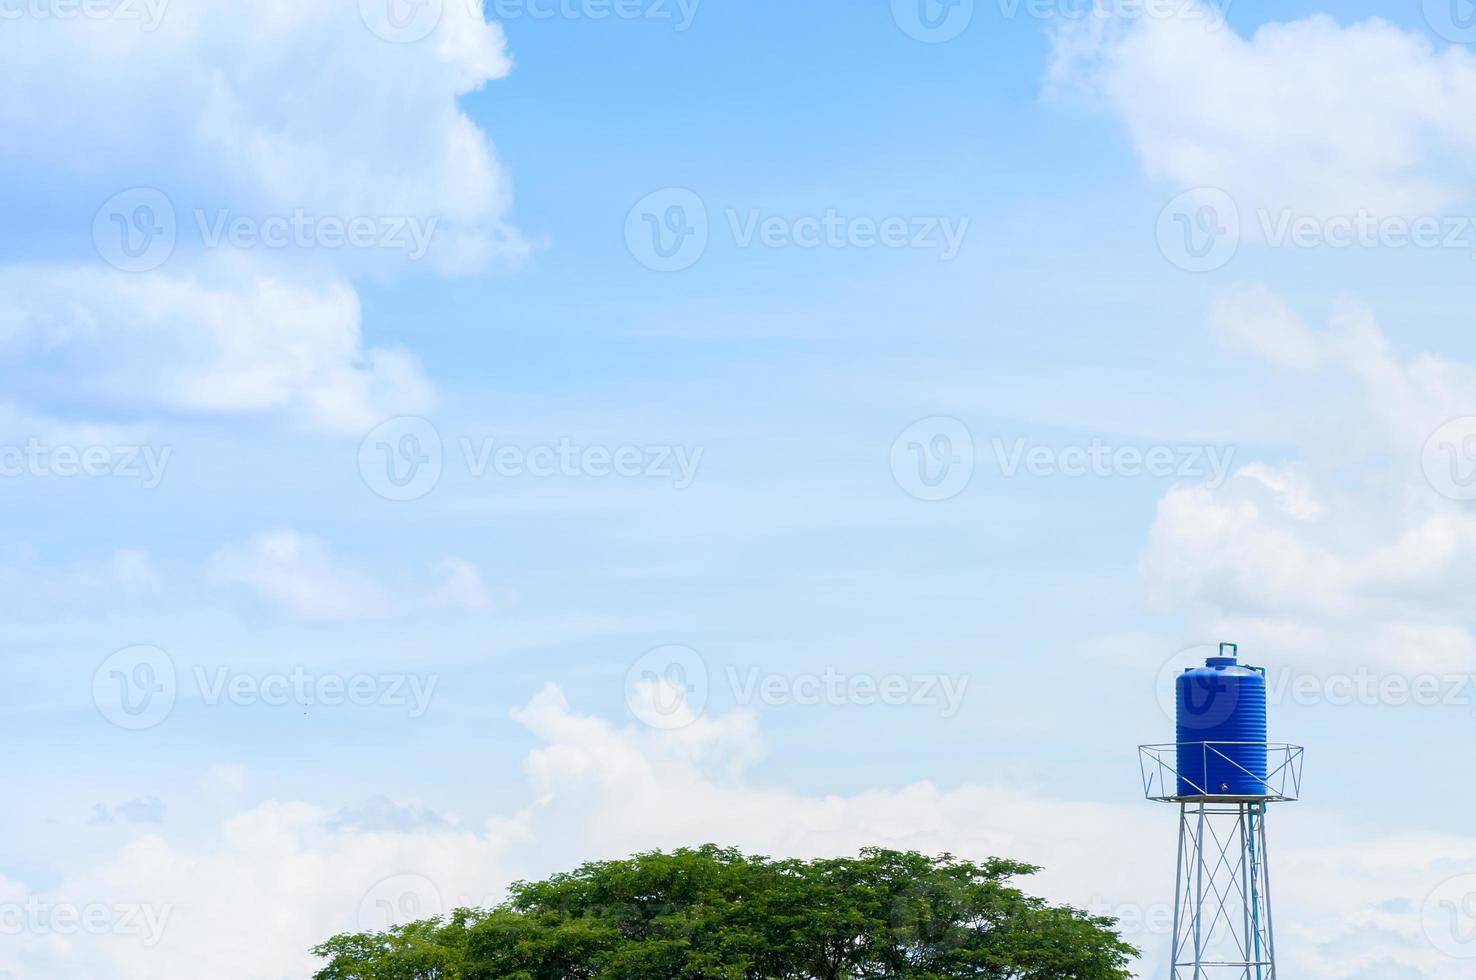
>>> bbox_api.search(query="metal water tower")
[1139,643,1304,980]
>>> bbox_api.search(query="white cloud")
[1209,287,1325,371]
[1143,290,1476,673]
[0,687,1462,979]
[208,530,497,621]
[0,0,523,431]
[0,0,519,273]
[0,688,1154,979]
[203,765,247,799]
[429,558,493,612]
[0,266,435,433]
[90,798,167,826]
[1050,5,1476,222]
[328,796,450,833]
[208,529,393,622]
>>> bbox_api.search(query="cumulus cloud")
[0,687,1462,979]
[1049,5,1476,222]
[208,529,393,622]
[0,0,522,431]
[208,529,495,621]
[429,558,494,613]
[90,798,167,826]
[0,266,435,433]
[1208,286,1326,371]
[328,797,450,834]
[1142,290,1476,673]
[0,0,519,272]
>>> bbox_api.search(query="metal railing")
[1139,742,1304,802]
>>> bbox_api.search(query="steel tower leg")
[1260,809,1277,979]
[1193,803,1206,979]
[1238,806,1253,980]
[1172,804,1187,980]
[1168,802,1276,979]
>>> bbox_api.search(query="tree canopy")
[313,846,1137,979]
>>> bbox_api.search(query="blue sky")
[5,1,1476,977]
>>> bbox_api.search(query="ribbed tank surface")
[1175,648,1269,797]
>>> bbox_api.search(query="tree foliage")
[314,846,1137,979]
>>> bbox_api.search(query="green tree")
[314,846,1136,979]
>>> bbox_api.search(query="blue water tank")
[1175,644,1269,797]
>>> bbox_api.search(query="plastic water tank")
[1175,644,1269,797]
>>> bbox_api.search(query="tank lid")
[1205,641,1239,668]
